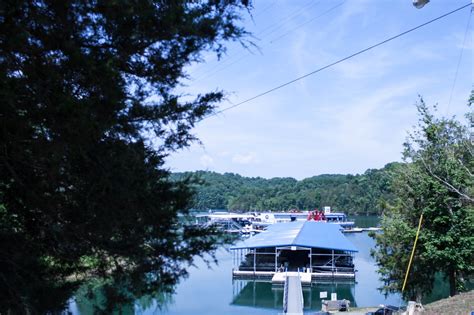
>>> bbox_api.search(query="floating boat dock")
[271,271,311,285]
[231,221,358,282]
[232,269,356,281]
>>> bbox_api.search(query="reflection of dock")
[231,280,357,311]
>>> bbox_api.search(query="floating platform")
[232,270,355,282]
[271,271,312,285]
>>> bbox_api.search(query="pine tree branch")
[457,158,474,178]
[420,157,473,203]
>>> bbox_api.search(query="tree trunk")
[449,269,458,296]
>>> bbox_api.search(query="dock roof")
[231,221,358,252]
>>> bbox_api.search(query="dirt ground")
[423,290,474,315]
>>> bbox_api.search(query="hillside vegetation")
[172,162,404,215]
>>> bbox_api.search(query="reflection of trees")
[74,278,175,314]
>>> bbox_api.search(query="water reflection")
[68,277,175,314]
[348,215,380,228]
[231,280,357,311]
[67,229,403,314]
[232,281,282,309]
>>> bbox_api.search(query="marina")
[67,230,416,314]
[199,207,363,235]
[67,217,425,314]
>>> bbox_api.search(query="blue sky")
[166,0,473,179]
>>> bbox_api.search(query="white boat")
[198,207,355,233]
[343,227,364,233]
[254,207,355,230]
[200,212,262,235]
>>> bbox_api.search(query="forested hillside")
[172,162,404,215]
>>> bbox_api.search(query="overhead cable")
[192,1,327,81]
[202,3,472,121]
[447,8,472,112]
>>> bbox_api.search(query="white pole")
[253,248,256,272]
[275,247,278,272]
[332,250,335,272]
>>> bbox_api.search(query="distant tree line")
[172,162,405,215]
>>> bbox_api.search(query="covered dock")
[231,221,358,281]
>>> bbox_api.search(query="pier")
[283,273,304,314]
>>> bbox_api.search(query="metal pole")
[332,250,335,273]
[253,248,256,272]
[275,247,278,272]
[402,213,424,293]
[310,248,312,273]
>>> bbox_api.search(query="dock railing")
[283,268,289,313]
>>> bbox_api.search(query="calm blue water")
[68,229,402,314]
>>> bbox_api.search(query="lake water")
[155,233,400,315]
[68,216,406,314]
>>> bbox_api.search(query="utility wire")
[446,8,472,113]
[253,0,320,39]
[252,1,276,19]
[202,2,472,121]
[192,0,324,80]
[269,1,345,43]
[194,1,343,82]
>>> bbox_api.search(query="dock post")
[274,247,278,272]
[332,250,335,278]
[253,248,256,273]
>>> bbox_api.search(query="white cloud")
[199,154,214,167]
[232,152,258,165]
[218,151,230,157]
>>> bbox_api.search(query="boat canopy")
[231,221,358,252]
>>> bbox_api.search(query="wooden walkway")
[281,273,304,314]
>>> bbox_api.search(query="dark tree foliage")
[0,0,250,312]
[172,163,400,214]
[372,97,473,301]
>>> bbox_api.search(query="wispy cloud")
[232,152,258,165]
[200,154,214,168]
